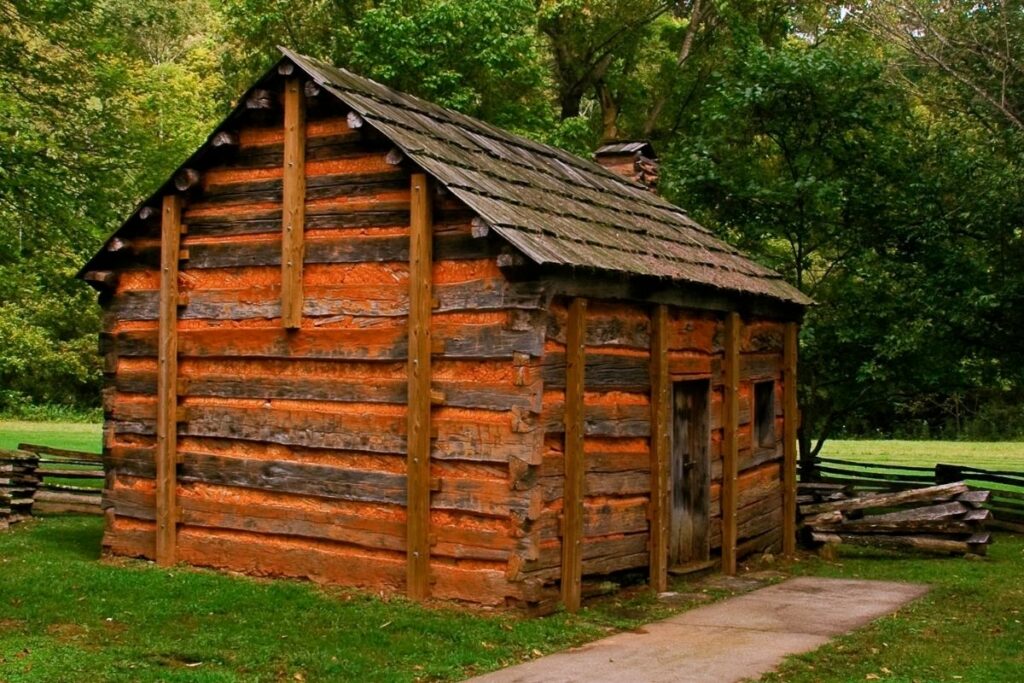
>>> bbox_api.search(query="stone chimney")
[594,141,659,192]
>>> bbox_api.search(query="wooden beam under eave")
[562,297,587,612]
[281,77,307,329]
[721,311,741,575]
[649,304,671,592]
[156,194,183,566]
[782,322,800,557]
[406,172,433,601]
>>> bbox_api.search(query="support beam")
[562,297,587,612]
[406,172,433,601]
[782,322,800,557]
[721,311,741,574]
[156,194,182,566]
[281,77,307,329]
[649,304,670,592]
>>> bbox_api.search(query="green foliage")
[0,1,228,413]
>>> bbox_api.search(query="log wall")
[527,302,786,599]
[96,74,790,611]
[99,89,550,607]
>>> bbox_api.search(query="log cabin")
[78,47,811,613]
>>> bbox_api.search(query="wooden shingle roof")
[284,48,810,307]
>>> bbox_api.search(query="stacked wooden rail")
[935,464,1024,534]
[0,450,40,527]
[16,443,103,515]
[802,456,1024,536]
[799,481,993,556]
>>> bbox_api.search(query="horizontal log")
[536,499,649,541]
[542,402,650,437]
[538,449,649,479]
[540,470,650,502]
[116,371,542,413]
[108,402,538,463]
[736,526,781,559]
[34,489,102,514]
[106,278,545,322]
[17,443,102,462]
[542,353,650,392]
[107,486,519,560]
[192,169,405,212]
[227,136,386,171]
[104,320,544,362]
[115,230,499,270]
[37,469,104,479]
[547,311,650,349]
[799,482,970,516]
[813,456,936,473]
[811,531,984,555]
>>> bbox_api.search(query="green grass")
[0,421,101,454]
[764,538,1024,682]
[1,518,1022,682]
[0,517,724,683]
[821,440,1024,471]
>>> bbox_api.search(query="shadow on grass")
[30,514,104,560]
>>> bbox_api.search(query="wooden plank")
[648,304,670,592]
[800,481,971,515]
[561,297,587,612]
[782,322,798,557]
[281,77,307,329]
[106,320,544,361]
[406,172,432,601]
[17,443,103,463]
[721,312,741,574]
[156,194,182,566]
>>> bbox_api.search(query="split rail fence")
[1,444,103,520]
[801,456,1024,533]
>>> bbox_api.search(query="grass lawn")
[0,421,101,454]
[0,516,724,683]
[0,517,1022,682]
[821,440,1024,471]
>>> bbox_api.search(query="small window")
[754,381,776,448]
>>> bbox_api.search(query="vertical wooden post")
[281,77,307,329]
[721,311,741,574]
[406,172,433,601]
[156,194,182,566]
[649,304,670,592]
[782,322,799,557]
[562,297,587,612]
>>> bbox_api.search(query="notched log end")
[174,168,201,192]
[211,130,239,148]
[246,88,273,110]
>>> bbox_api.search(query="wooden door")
[670,380,711,566]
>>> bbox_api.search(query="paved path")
[468,577,928,683]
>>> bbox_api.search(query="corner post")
[156,194,183,566]
[722,311,741,574]
[649,304,670,591]
[562,297,587,612]
[281,76,307,329]
[782,322,799,557]
[406,172,433,600]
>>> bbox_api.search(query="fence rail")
[802,456,1024,533]
[17,443,103,515]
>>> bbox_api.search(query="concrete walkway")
[468,577,929,683]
